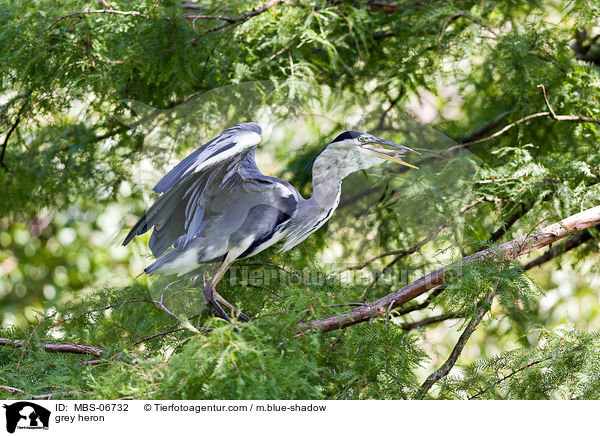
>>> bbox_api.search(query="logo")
[2,402,50,434]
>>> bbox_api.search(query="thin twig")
[52,298,154,326]
[331,197,484,279]
[538,84,600,125]
[0,97,28,171]
[458,110,514,143]
[184,14,236,22]
[468,357,552,399]
[0,385,82,399]
[472,177,519,184]
[400,312,460,331]
[131,328,184,346]
[37,9,150,37]
[0,385,26,394]
[445,112,551,152]
[538,84,557,119]
[414,290,494,399]
[15,317,42,373]
[377,90,404,130]
[189,0,285,45]
[447,86,600,153]
[100,0,114,10]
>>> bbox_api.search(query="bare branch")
[396,220,595,320]
[32,390,84,400]
[131,328,185,346]
[100,0,114,9]
[377,89,404,130]
[300,205,600,333]
[184,14,236,23]
[0,385,84,399]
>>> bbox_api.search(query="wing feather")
[152,122,262,193]
[123,123,262,255]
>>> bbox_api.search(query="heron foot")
[202,286,253,325]
[203,286,233,323]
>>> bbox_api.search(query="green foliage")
[439,327,600,399]
[1,0,600,400]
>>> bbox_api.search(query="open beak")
[363,138,421,169]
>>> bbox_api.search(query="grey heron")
[123,122,420,322]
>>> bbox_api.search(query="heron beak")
[364,138,420,169]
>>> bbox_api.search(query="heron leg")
[203,262,252,323]
[203,281,233,323]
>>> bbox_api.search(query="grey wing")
[153,122,262,194]
[122,122,263,255]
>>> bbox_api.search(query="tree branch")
[37,9,150,37]
[393,219,595,321]
[445,112,552,153]
[367,1,434,11]
[446,85,600,153]
[414,290,494,399]
[522,227,595,270]
[458,110,514,143]
[299,205,600,333]
[0,385,83,399]
[0,97,29,171]
[0,338,104,357]
[400,312,460,331]
[189,0,285,45]
[538,84,600,125]
[468,357,552,400]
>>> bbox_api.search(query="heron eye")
[358,136,366,143]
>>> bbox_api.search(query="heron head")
[331,130,420,169]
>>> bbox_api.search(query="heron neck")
[309,147,353,212]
